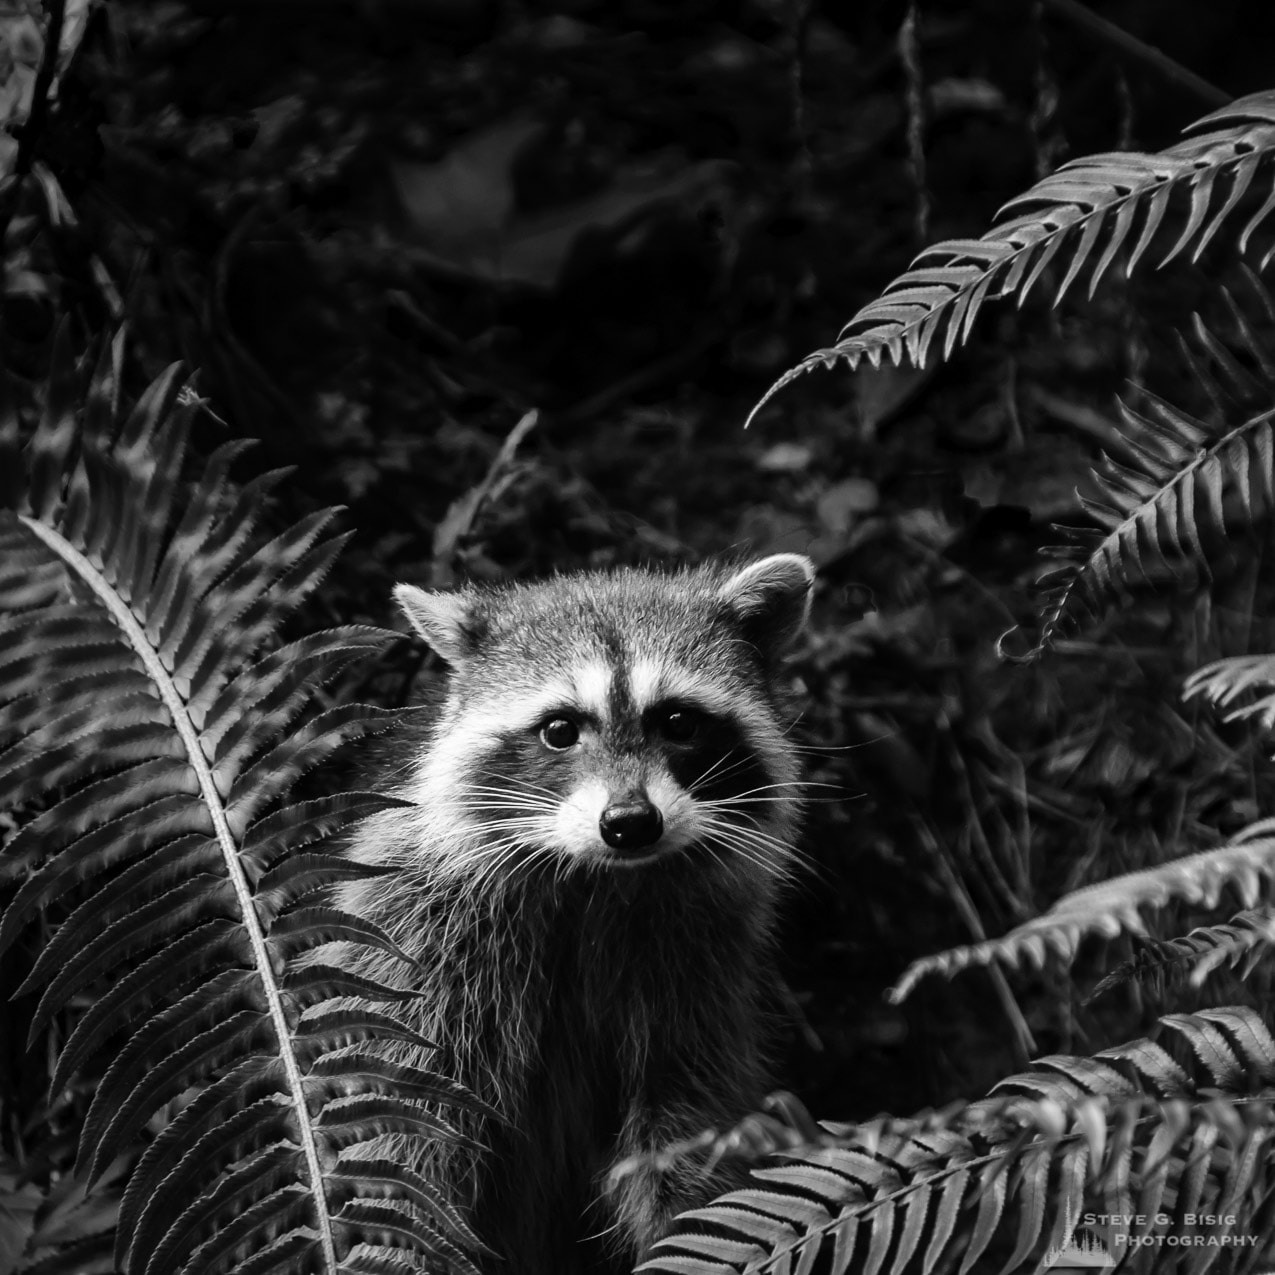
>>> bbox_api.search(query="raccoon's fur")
[341,554,814,1274]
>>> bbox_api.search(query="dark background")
[6,0,1275,1139]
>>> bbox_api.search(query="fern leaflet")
[1089,907,1275,1001]
[1187,653,1275,731]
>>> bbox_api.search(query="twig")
[1043,0,1229,109]
[1028,0,1064,182]
[898,0,929,245]
[430,409,539,586]
[785,0,815,188]
[911,819,1037,1066]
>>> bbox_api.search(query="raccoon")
[342,554,814,1274]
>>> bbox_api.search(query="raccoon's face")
[396,556,813,882]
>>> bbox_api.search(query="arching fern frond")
[888,820,1275,1003]
[0,333,484,1275]
[641,1006,1275,1275]
[1186,653,1275,731]
[1004,394,1274,660]
[1089,907,1275,1002]
[747,89,1275,425]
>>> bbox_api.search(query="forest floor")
[10,0,1275,1130]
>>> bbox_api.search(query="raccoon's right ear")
[393,584,484,666]
[719,553,815,654]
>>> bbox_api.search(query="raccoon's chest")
[460,866,718,1115]
[453,877,680,1263]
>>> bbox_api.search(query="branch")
[1043,0,1229,108]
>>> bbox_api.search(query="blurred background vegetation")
[5,0,1275,1194]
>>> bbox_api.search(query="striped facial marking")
[418,652,796,875]
[628,656,797,788]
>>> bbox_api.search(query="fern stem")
[1043,0,1229,108]
[16,513,341,1272]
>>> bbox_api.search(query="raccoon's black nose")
[599,800,664,851]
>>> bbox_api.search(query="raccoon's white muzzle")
[552,771,705,866]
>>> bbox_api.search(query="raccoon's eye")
[656,708,700,743]
[539,717,580,751]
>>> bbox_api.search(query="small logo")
[1045,1227,1116,1272]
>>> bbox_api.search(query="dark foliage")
[7,1,1275,1273]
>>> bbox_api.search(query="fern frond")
[747,89,1275,424]
[0,336,480,1275]
[888,819,1275,1002]
[1186,652,1275,731]
[642,1007,1275,1275]
[1007,394,1274,658]
[1089,907,1275,1001]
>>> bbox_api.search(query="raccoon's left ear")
[393,584,483,666]
[719,554,815,653]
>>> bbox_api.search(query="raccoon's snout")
[599,799,663,851]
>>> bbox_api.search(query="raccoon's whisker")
[455,797,556,812]
[700,830,776,880]
[701,777,837,800]
[710,817,791,852]
[699,796,800,808]
[686,750,764,793]
[470,836,562,892]
[699,816,803,874]
[455,804,560,824]
[458,786,562,809]
[454,818,552,839]
[461,780,560,796]
[683,752,741,792]
[693,796,794,819]
[475,841,535,885]
[696,785,803,805]
[790,739,877,755]
[472,772,564,802]
[698,821,765,861]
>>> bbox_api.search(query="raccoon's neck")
[361,807,778,1101]
[428,865,768,1073]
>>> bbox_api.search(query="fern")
[887,820,1275,1003]
[747,88,1275,425]
[641,1007,1275,1275]
[0,332,484,1275]
[1003,393,1275,660]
